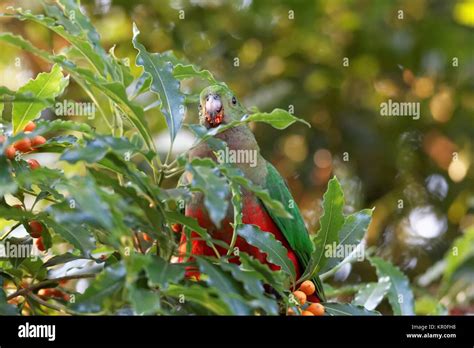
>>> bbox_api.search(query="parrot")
[178,84,325,301]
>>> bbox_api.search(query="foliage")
[0,0,467,316]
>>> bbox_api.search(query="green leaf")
[11,6,109,77]
[441,227,474,291]
[302,177,345,279]
[173,63,217,83]
[352,280,390,311]
[0,277,18,315]
[239,253,285,293]
[324,302,381,316]
[164,211,218,251]
[246,109,310,129]
[36,119,93,134]
[185,161,229,228]
[128,285,161,315]
[144,256,185,290]
[197,258,251,315]
[12,64,69,134]
[164,284,232,315]
[0,31,155,153]
[219,261,279,314]
[369,257,414,315]
[323,208,373,272]
[0,156,17,197]
[415,295,448,315]
[132,23,185,142]
[237,224,296,280]
[41,217,96,255]
[71,263,126,313]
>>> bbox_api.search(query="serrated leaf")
[41,217,95,255]
[36,119,93,134]
[185,162,229,228]
[324,302,381,316]
[219,261,279,314]
[128,285,161,315]
[246,109,310,129]
[441,227,474,292]
[71,263,125,313]
[369,257,414,315]
[12,64,68,134]
[237,224,296,280]
[132,23,185,141]
[197,258,251,315]
[144,256,185,290]
[302,177,345,280]
[239,253,285,293]
[0,279,18,315]
[164,284,232,315]
[352,279,390,310]
[173,63,217,83]
[0,156,17,197]
[323,208,372,272]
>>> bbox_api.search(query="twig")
[7,273,97,301]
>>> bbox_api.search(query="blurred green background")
[0,0,473,314]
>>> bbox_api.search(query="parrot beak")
[204,94,224,127]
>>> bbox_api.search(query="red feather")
[178,195,302,279]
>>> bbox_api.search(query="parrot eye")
[232,96,237,105]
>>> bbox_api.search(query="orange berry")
[292,290,307,305]
[5,145,16,160]
[35,237,46,252]
[31,135,46,148]
[14,138,32,153]
[307,303,325,316]
[27,159,41,170]
[24,121,36,132]
[28,221,43,238]
[286,307,301,316]
[171,223,182,233]
[143,233,153,242]
[302,310,315,316]
[299,280,316,296]
[38,288,66,300]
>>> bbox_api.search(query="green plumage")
[262,163,326,300]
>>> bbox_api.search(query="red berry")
[35,237,46,252]
[24,121,36,132]
[143,233,153,242]
[31,135,46,148]
[5,146,16,160]
[29,221,43,238]
[27,159,41,170]
[14,138,32,153]
[171,223,182,233]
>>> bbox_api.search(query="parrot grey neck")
[189,125,268,186]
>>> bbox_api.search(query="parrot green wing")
[262,161,326,300]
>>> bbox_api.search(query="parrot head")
[199,84,245,128]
